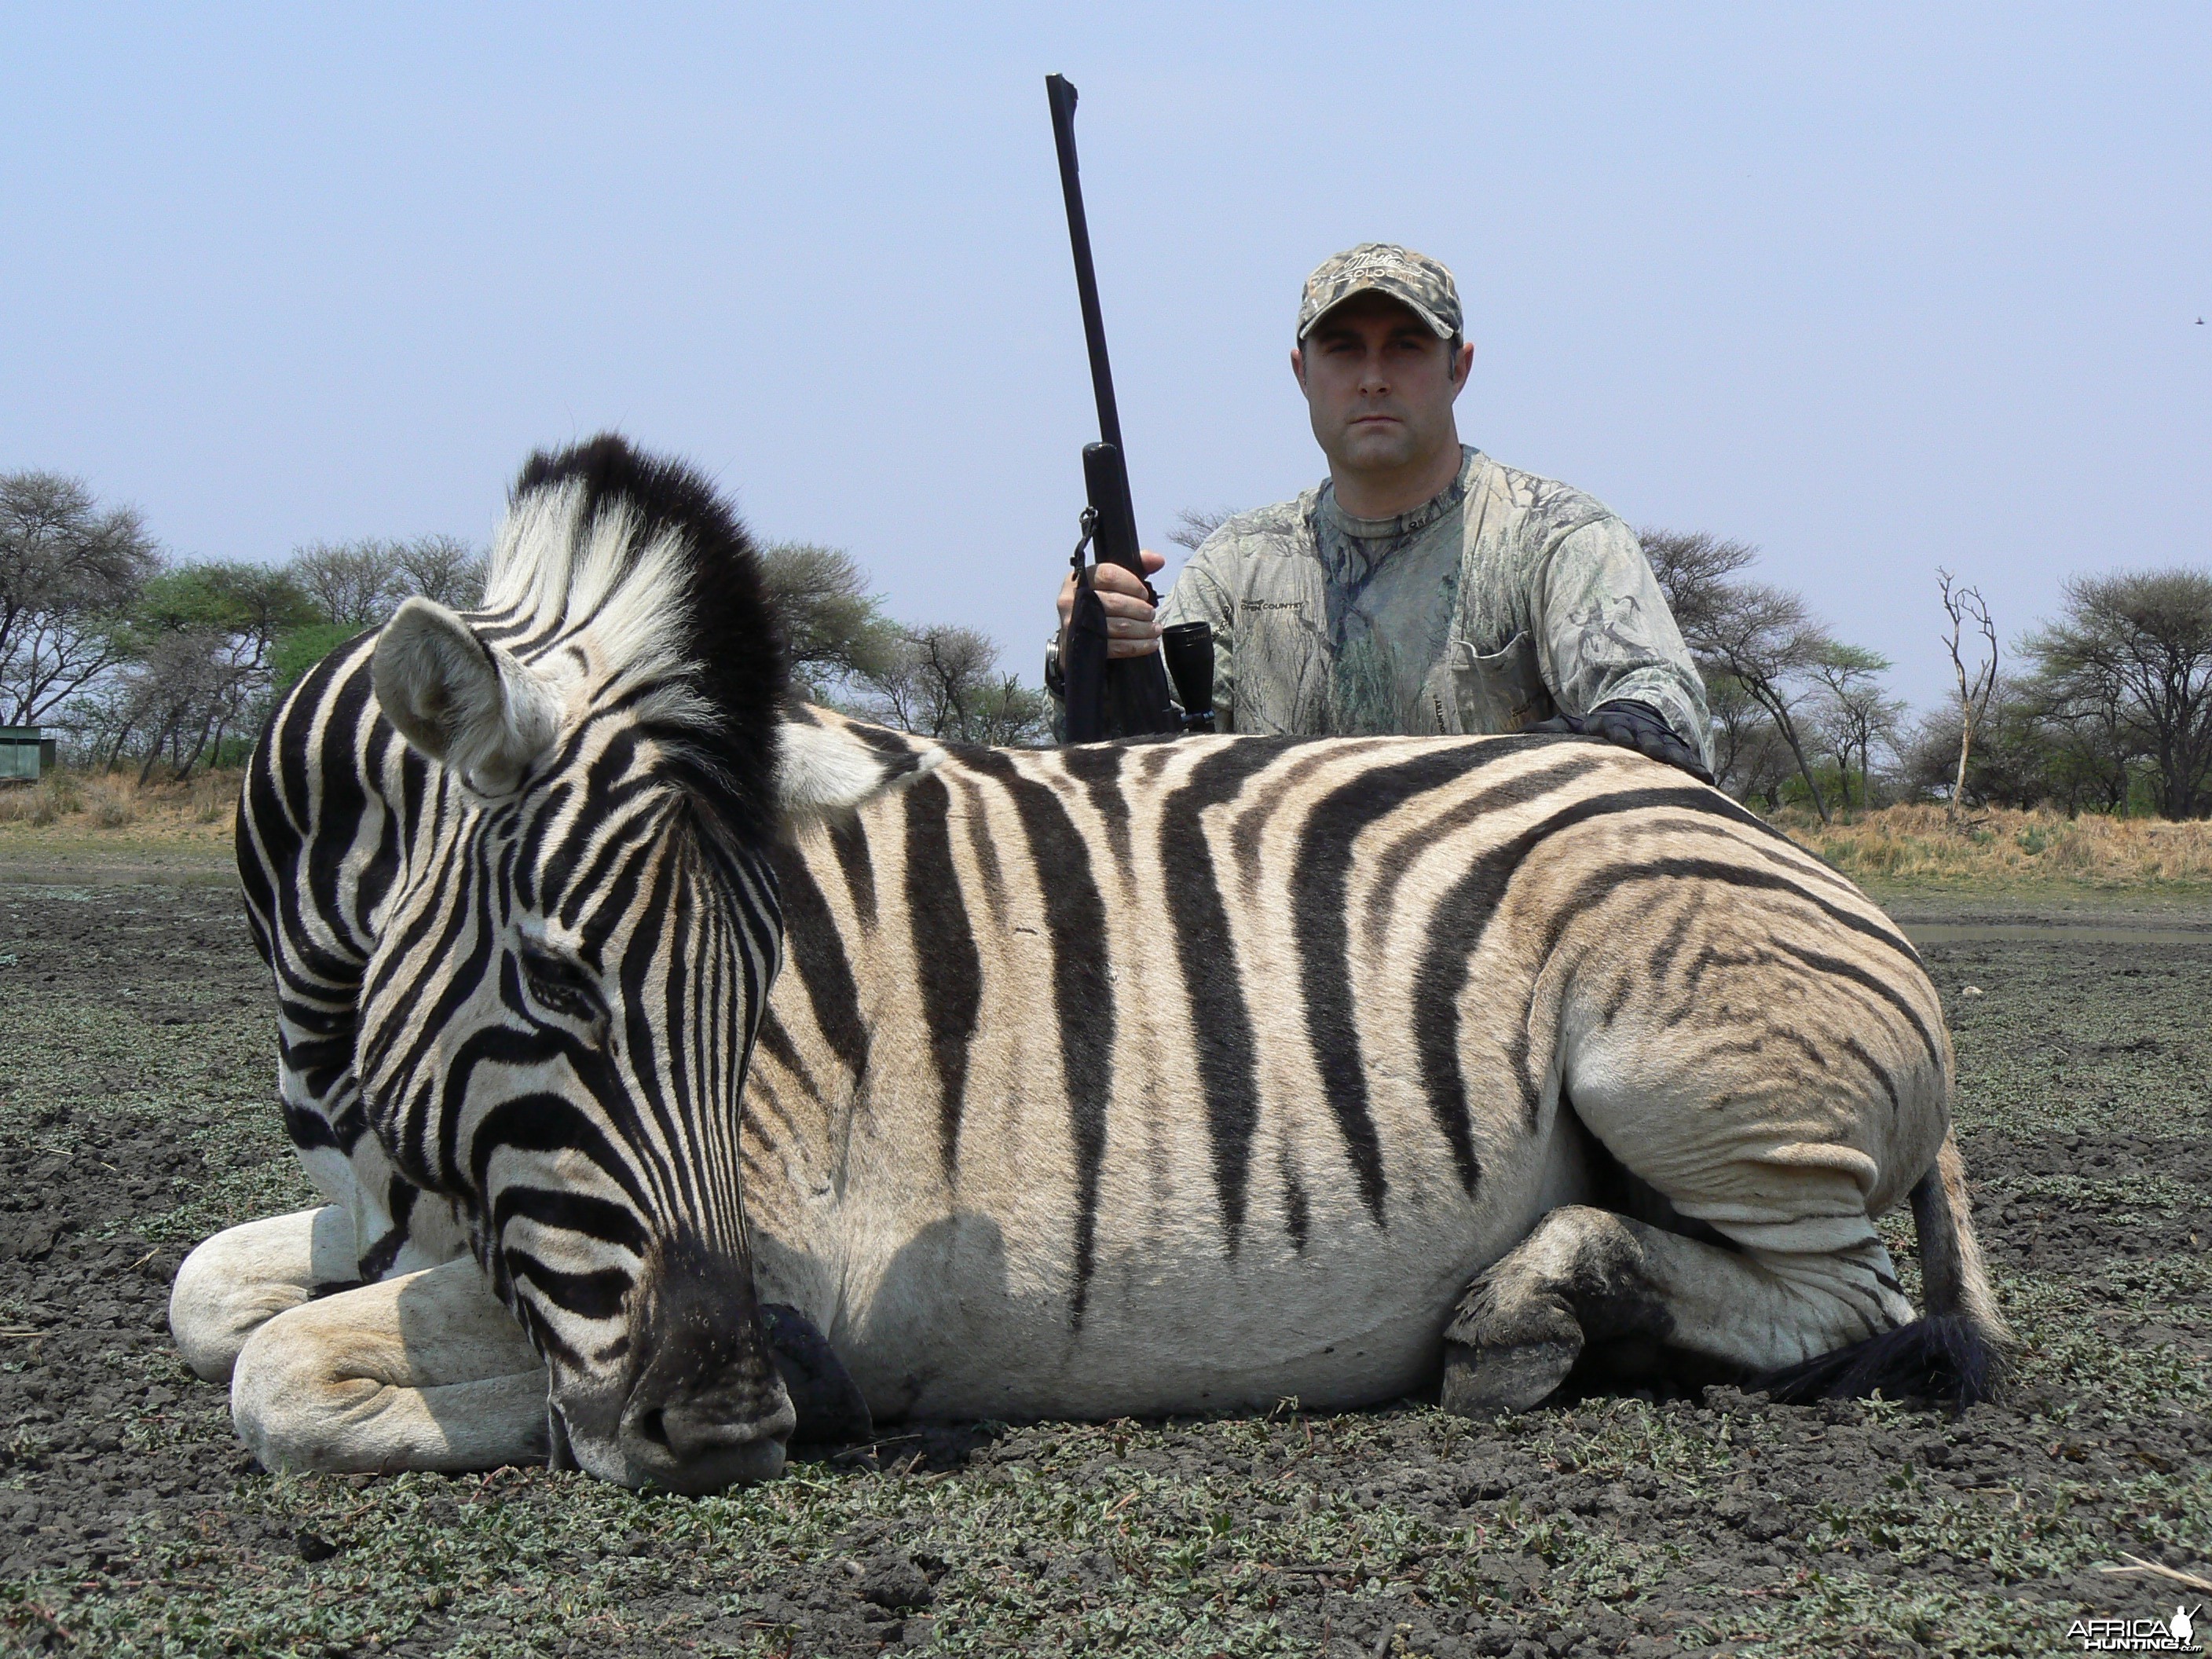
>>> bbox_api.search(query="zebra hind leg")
[1440,1204,1914,1416]
[1754,1137,2013,1408]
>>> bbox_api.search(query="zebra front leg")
[229,1257,549,1475]
[1441,1204,1911,1415]
[170,1206,361,1384]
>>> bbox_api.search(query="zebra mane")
[482,434,788,835]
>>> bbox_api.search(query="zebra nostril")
[632,1406,671,1449]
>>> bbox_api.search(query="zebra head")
[356,437,932,1492]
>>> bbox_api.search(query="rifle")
[1046,73,1214,741]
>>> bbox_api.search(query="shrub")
[0,775,78,827]
[85,775,139,829]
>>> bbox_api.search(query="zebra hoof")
[1440,1338,1580,1417]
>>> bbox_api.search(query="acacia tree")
[2023,569,2212,819]
[753,541,1049,744]
[1701,587,1844,822]
[115,562,318,781]
[288,540,402,629]
[1643,528,1839,821]
[1899,676,2129,812]
[1810,643,1902,811]
[2023,663,2141,811]
[112,629,235,782]
[290,535,486,622]
[855,623,1051,746]
[0,471,162,726]
[270,536,487,694]
[1700,670,1788,802]
[758,541,901,699]
[392,534,487,610]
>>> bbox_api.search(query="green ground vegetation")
[0,884,2207,1654]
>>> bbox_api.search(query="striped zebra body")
[744,712,2003,1421]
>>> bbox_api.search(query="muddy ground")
[0,875,2206,1657]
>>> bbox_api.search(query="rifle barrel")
[1045,74,1124,455]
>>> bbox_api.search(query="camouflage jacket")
[1138,446,1711,762]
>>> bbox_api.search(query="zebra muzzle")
[608,1369,795,1492]
[577,1254,800,1492]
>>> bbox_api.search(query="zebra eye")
[517,939,606,1029]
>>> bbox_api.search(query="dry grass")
[6,774,2210,895]
[0,768,240,848]
[190,771,232,825]
[85,773,140,828]
[1782,802,2212,890]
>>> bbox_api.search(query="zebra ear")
[776,717,943,828]
[373,598,562,797]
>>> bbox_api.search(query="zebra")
[169,436,933,1491]
[171,439,2009,1492]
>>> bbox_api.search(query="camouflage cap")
[1295,243,1461,342]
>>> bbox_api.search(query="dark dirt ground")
[0,876,2207,1657]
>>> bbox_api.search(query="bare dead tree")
[1939,569,1998,822]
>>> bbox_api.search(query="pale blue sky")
[5,4,2207,714]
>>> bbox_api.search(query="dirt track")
[0,876,2207,1657]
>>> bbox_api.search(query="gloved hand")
[1527,700,1715,784]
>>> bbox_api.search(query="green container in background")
[0,727,54,782]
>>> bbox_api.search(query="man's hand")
[1529,700,1715,784]
[1058,549,1166,660]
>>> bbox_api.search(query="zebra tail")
[1758,1133,2015,1410]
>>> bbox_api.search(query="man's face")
[1292,292,1472,480]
